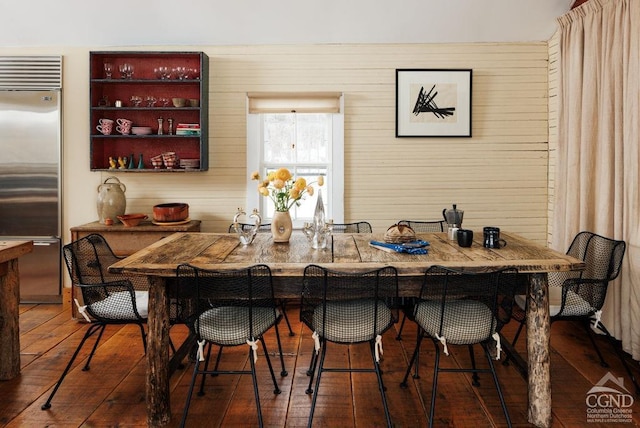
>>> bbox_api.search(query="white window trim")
[246,95,344,225]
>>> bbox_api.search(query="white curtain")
[554,0,640,358]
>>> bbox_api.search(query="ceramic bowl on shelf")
[131,126,152,135]
[117,213,148,227]
[172,97,186,108]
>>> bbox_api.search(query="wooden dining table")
[109,230,584,428]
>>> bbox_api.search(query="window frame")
[246,95,344,226]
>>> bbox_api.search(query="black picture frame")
[395,68,472,138]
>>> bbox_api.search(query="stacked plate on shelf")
[179,158,200,170]
[176,123,200,136]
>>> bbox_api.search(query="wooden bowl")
[117,213,148,227]
[152,203,189,222]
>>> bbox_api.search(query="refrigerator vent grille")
[0,56,62,90]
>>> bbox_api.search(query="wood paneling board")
[547,31,560,245]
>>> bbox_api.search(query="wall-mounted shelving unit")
[89,51,209,172]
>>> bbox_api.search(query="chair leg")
[503,319,525,366]
[307,341,328,428]
[413,327,423,379]
[41,323,104,410]
[272,321,288,377]
[279,299,295,336]
[483,344,512,428]
[581,321,609,367]
[198,342,216,396]
[306,345,317,376]
[306,342,320,394]
[396,313,407,340]
[248,346,265,428]
[83,323,107,371]
[469,345,480,386]
[137,323,147,354]
[259,337,282,394]
[180,357,202,428]
[400,333,424,387]
[369,341,392,427]
[429,341,442,428]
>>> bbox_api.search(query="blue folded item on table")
[369,240,429,254]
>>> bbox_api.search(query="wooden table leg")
[146,276,171,426]
[527,273,552,428]
[0,260,20,380]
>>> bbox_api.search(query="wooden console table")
[0,240,33,380]
[69,220,201,318]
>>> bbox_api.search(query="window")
[246,93,344,226]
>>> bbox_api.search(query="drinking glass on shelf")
[130,95,142,107]
[103,62,113,79]
[174,66,186,80]
[158,97,170,107]
[120,63,134,79]
[146,96,157,107]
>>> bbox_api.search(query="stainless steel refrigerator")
[0,56,62,303]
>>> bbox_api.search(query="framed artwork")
[395,68,472,137]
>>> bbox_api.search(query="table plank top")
[0,241,33,264]
[109,231,584,278]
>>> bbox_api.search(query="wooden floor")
[2,301,640,427]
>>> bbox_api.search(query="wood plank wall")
[547,32,561,245]
[121,43,551,241]
[0,42,551,244]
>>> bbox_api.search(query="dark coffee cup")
[457,229,473,247]
[483,226,507,249]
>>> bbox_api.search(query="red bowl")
[117,213,148,227]
[152,203,189,222]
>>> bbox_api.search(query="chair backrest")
[62,233,123,286]
[417,266,519,344]
[62,234,146,321]
[176,263,277,342]
[331,221,372,233]
[300,264,398,343]
[567,231,626,282]
[228,223,272,233]
[557,231,627,312]
[397,220,445,233]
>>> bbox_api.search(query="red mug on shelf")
[96,118,114,135]
[116,118,133,135]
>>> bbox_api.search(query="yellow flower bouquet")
[251,167,324,212]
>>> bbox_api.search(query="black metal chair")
[397,219,445,233]
[395,219,446,340]
[301,264,398,427]
[228,222,272,233]
[228,222,295,337]
[42,234,149,410]
[400,265,518,428]
[176,263,287,428]
[509,231,639,393]
[331,221,373,233]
